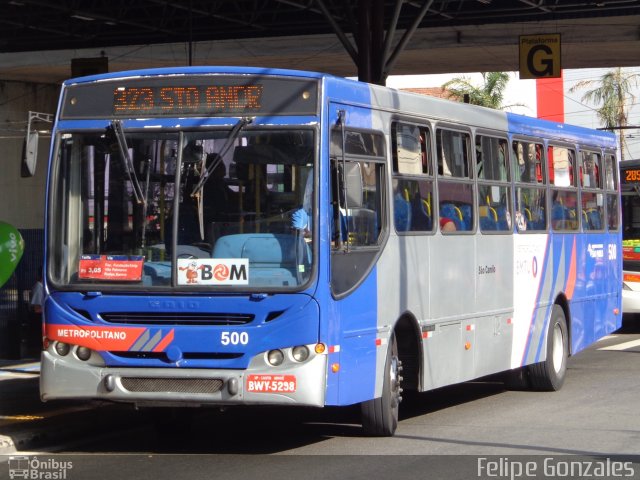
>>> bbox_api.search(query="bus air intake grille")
[100,312,255,325]
[109,351,243,361]
[120,377,224,394]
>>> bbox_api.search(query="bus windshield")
[49,127,315,290]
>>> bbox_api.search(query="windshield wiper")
[190,117,253,197]
[110,120,145,205]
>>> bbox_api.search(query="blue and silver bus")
[41,67,621,436]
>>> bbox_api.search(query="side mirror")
[21,130,39,178]
[21,111,53,178]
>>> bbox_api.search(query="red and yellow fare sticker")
[79,255,144,281]
[246,374,297,393]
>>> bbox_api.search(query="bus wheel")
[503,367,530,390]
[528,304,568,391]
[360,334,402,436]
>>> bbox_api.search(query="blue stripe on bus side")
[522,231,622,366]
[532,234,568,363]
[334,266,379,406]
[521,234,552,365]
[323,78,380,406]
[570,232,621,352]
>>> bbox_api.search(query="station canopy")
[1,0,639,84]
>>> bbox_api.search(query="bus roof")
[506,112,617,149]
[62,66,329,86]
[61,66,618,150]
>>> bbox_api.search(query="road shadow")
[619,313,640,333]
[60,379,507,454]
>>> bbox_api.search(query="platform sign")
[519,34,561,79]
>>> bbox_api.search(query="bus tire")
[503,367,530,390]
[360,334,402,436]
[528,304,569,391]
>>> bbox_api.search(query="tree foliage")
[442,72,523,110]
[569,68,639,160]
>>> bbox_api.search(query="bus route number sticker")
[246,374,297,393]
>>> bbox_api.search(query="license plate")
[246,374,297,393]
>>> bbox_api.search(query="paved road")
[57,330,640,457]
[1,323,639,479]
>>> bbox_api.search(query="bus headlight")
[292,345,309,362]
[76,346,92,361]
[267,349,284,366]
[54,342,70,356]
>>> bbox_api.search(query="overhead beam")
[384,0,435,79]
[381,0,404,79]
[314,0,359,64]
[147,0,265,29]
[18,0,175,35]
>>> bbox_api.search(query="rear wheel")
[361,334,402,436]
[529,304,569,391]
[503,367,530,390]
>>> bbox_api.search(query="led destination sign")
[622,167,640,185]
[60,75,319,119]
[113,84,264,116]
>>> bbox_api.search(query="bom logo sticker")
[177,259,249,285]
[213,263,229,281]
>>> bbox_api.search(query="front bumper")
[40,345,328,408]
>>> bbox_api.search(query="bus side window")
[549,145,578,231]
[476,135,511,233]
[437,128,474,232]
[391,122,434,233]
[330,127,386,297]
[580,151,604,231]
[329,129,385,249]
[513,139,546,232]
[605,153,619,231]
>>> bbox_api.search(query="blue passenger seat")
[459,204,472,230]
[479,206,497,231]
[394,192,412,232]
[551,202,566,227]
[410,194,432,231]
[212,233,310,286]
[587,208,602,230]
[495,205,510,230]
[529,207,545,229]
[440,203,465,230]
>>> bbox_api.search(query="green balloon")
[0,221,25,288]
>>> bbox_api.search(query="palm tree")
[569,68,639,160]
[442,72,522,110]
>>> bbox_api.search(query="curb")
[0,403,150,454]
[0,434,16,454]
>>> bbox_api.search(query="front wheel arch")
[394,313,422,392]
[360,332,402,436]
[553,294,572,356]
